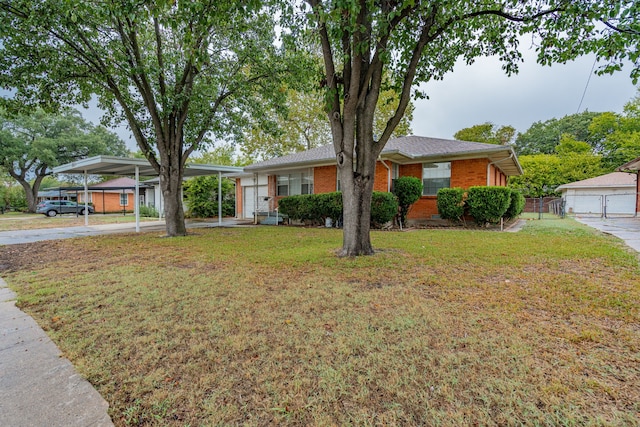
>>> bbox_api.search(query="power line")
[576,57,598,113]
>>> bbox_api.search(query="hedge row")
[278,191,398,227]
[437,186,525,225]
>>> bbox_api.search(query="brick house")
[235,136,523,223]
[77,177,148,214]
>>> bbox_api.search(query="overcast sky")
[411,49,637,140]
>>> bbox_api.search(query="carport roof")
[617,156,640,172]
[52,155,243,177]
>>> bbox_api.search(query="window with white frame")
[422,162,451,195]
[392,163,399,180]
[277,170,313,196]
[120,193,129,206]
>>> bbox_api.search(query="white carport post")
[218,171,222,226]
[135,165,140,232]
[83,170,89,226]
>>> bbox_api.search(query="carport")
[617,156,640,215]
[53,155,243,232]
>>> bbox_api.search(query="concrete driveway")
[0,218,251,246]
[575,216,640,253]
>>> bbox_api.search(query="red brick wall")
[405,159,508,220]
[79,192,134,213]
[268,175,277,198]
[374,161,391,192]
[264,158,510,220]
[314,165,337,194]
[451,158,488,188]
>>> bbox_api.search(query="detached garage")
[557,172,638,217]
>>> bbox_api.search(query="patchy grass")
[1,219,639,426]
[0,212,158,231]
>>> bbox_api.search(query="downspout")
[254,173,258,225]
[378,156,392,192]
[487,153,514,186]
[379,156,399,229]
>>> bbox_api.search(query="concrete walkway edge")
[0,277,113,427]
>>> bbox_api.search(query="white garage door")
[570,195,603,215]
[242,185,269,220]
[605,193,636,216]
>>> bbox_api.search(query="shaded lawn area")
[1,220,639,426]
[0,212,159,231]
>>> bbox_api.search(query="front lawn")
[0,212,159,231]
[1,220,638,426]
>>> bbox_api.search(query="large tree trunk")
[10,171,43,213]
[339,171,375,256]
[159,156,187,237]
[336,129,379,256]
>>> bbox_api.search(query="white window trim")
[422,162,451,196]
[277,169,314,196]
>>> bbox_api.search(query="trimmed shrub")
[139,205,159,218]
[370,191,398,227]
[278,194,314,222]
[437,187,465,222]
[392,176,423,226]
[314,192,342,224]
[504,191,525,220]
[466,186,512,225]
[278,191,397,228]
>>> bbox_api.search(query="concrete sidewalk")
[0,278,113,426]
[0,218,251,245]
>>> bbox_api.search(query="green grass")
[0,212,159,231]
[2,219,639,426]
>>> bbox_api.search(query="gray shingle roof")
[244,135,522,175]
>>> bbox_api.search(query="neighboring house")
[556,172,638,217]
[235,135,523,223]
[36,190,72,203]
[77,177,150,214]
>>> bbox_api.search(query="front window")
[120,193,129,206]
[277,175,289,196]
[277,170,313,196]
[422,162,451,195]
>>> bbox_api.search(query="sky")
[410,49,637,140]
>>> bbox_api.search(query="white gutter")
[378,156,392,191]
[487,153,514,186]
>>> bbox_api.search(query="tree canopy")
[454,122,516,145]
[509,134,606,197]
[588,93,640,169]
[241,85,414,161]
[0,108,128,211]
[0,0,307,235]
[514,111,603,155]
